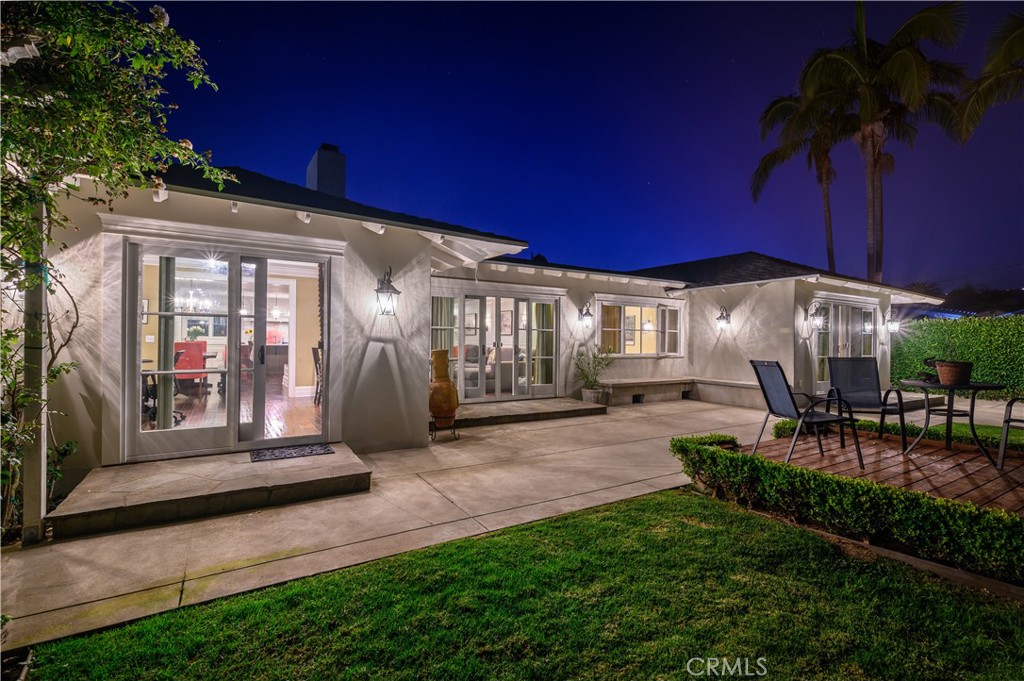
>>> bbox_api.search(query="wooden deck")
[750,433,1024,515]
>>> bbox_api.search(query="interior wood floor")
[752,432,1024,515]
[141,377,321,439]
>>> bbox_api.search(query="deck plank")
[745,433,1023,515]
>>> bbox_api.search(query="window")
[660,307,680,355]
[599,302,681,356]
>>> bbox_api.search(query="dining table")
[901,379,1005,466]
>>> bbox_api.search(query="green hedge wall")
[891,316,1024,399]
[669,435,1024,584]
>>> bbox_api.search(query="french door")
[455,295,556,401]
[813,301,876,394]
[128,243,324,461]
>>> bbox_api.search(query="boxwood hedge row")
[669,434,1024,584]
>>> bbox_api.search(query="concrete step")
[453,397,606,428]
[47,444,370,539]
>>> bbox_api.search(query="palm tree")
[957,9,1024,140]
[751,96,857,273]
[799,1,966,283]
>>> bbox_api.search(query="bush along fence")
[669,434,1024,584]
[891,316,1024,400]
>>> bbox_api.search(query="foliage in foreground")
[670,435,1024,584]
[1,1,230,533]
[29,492,1024,680]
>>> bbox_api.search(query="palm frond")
[917,91,959,140]
[750,140,808,202]
[982,9,1024,75]
[757,96,800,139]
[957,67,1024,139]
[889,2,967,50]
[879,46,930,110]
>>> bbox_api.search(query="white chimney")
[306,143,346,198]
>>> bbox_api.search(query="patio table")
[901,379,1005,465]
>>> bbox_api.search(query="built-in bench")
[598,377,695,406]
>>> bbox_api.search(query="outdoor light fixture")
[375,266,401,316]
[808,301,826,330]
[716,305,731,330]
[885,309,901,334]
[579,302,594,329]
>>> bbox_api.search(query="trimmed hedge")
[669,435,1024,584]
[892,316,1024,400]
[770,418,1024,452]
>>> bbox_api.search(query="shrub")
[669,436,1024,583]
[770,418,1023,452]
[572,346,614,390]
[892,317,1024,400]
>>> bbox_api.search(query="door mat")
[250,443,335,462]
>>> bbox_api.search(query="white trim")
[431,278,567,299]
[99,213,347,256]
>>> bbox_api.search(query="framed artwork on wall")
[625,315,636,345]
[500,309,513,335]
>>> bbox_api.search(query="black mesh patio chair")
[827,357,907,451]
[998,398,1022,471]
[749,360,863,469]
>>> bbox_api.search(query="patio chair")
[749,360,863,469]
[827,357,907,451]
[998,397,1022,471]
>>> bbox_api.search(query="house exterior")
[48,145,942,488]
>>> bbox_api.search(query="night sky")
[158,2,1023,291]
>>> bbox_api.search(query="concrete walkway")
[1,400,772,650]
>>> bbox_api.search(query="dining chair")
[750,360,863,469]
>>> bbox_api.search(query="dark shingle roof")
[629,251,825,286]
[161,164,527,247]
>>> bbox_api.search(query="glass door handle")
[258,345,265,365]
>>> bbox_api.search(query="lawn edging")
[669,434,1024,584]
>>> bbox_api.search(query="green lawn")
[30,491,1024,681]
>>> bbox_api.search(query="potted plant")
[928,339,973,386]
[186,324,205,341]
[573,345,614,404]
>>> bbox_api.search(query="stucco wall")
[433,266,689,398]
[339,226,432,454]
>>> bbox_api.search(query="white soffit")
[420,230,524,272]
[98,214,347,256]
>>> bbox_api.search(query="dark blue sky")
[159,2,1023,291]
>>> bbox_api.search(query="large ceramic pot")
[429,348,459,428]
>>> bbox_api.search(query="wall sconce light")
[579,302,594,329]
[885,309,901,334]
[808,301,826,330]
[375,266,401,316]
[715,305,731,330]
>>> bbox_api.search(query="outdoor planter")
[580,387,608,405]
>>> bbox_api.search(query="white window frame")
[596,296,683,358]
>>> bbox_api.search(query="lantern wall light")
[579,302,594,329]
[808,301,826,330]
[715,305,731,330]
[885,308,901,334]
[375,266,401,316]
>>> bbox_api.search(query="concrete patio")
[1,399,774,650]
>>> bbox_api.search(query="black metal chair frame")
[750,360,863,469]
[826,356,908,452]
[998,397,1022,471]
